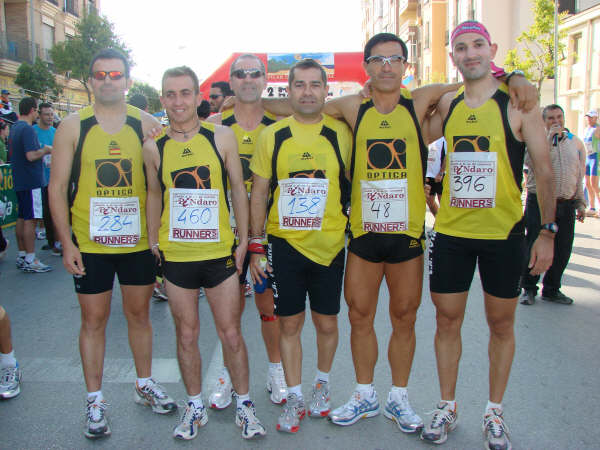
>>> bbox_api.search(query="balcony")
[399,0,418,16]
[64,0,79,17]
[0,35,52,65]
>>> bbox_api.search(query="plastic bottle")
[254,256,268,294]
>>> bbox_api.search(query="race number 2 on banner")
[169,188,220,242]
[89,197,141,247]
[361,179,408,232]
[449,152,497,208]
[278,178,329,230]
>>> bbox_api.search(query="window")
[591,20,600,88]
[424,21,430,50]
[568,33,583,90]
[42,23,54,61]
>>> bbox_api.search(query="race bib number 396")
[361,179,408,232]
[89,197,141,247]
[169,188,220,242]
[449,152,497,208]
[278,178,329,230]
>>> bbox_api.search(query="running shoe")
[84,395,111,439]
[519,289,536,305]
[51,246,63,257]
[328,389,380,426]
[36,229,46,240]
[0,364,21,399]
[208,369,233,409]
[244,282,253,297]
[276,393,306,433]
[198,287,205,297]
[541,290,573,305]
[173,401,208,440]
[585,208,598,217]
[152,281,168,301]
[483,408,512,450]
[308,380,330,417]
[0,238,9,260]
[236,400,266,439]
[16,256,25,269]
[420,401,457,444]
[266,365,287,405]
[134,378,177,414]
[383,391,423,433]
[21,259,52,273]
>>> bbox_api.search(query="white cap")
[585,110,598,118]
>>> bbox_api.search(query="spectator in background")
[0,90,18,124]
[128,93,149,112]
[197,100,210,119]
[33,102,60,256]
[425,136,446,216]
[583,110,600,217]
[209,81,233,113]
[0,121,9,162]
[9,97,51,273]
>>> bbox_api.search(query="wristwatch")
[506,70,526,84]
[541,222,558,233]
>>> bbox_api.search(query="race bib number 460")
[89,197,141,247]
[278,178,329,230]
[169,188,220,242]
[361,179,408,232]
[449,152,497,208]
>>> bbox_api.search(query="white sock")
[18,251,26,258]
[188,393,203,408]
[268,362,282,373]
[0,351,17,368]
[356,383,374,396]
[390,385,407,400]
[87,390,103,403]
[486,400,502,413]
[137,376,152,388]
[236,392,250,408]
[25,253,35,263]
[441,399,456,411]
[315,369,329,383]
[288,384,303,399]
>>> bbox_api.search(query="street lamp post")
[554,0,559,104]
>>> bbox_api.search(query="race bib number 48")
[89,197,141,247]
[169,188,220,242]
[361,179,408,232]
[278,178,328,230]
[449,152,497,208]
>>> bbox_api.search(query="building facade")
[0,0,100,113]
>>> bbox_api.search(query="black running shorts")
[163,255,237,290]
[74,250,156,294]
[428,231,525,299]
[349,232,424,264]
[268,235,344,317]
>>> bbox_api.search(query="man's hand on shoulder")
[506,74,538,113]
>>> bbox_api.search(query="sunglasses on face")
[231,69,263,79]
[91,70,125,81]
[366,55,407,66]
[209,94,223,99]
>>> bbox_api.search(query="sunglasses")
[366,55,407,66]
[231,69,263,79]
[92,70,125,81]
[209,94,223,99]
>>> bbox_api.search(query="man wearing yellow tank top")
[49,48,176,439]
[256,33,538,434]
[206,54,287,409]
[143,66,265,441]
[419,22,555,449]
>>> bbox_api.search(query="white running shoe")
[483,408,512,450]
[22,259,52,273]
[134,378,177,414]
[173,401,208,440]
[420,401,458,444]
[236,400,266,439]
[0,364,21,399]
[266,365,287,404]
[328,389,380,426]
[84,396,111,439]
[308,380,330,417]
[208,368,233,409]
[383,390,423,433]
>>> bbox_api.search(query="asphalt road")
[1,216,599,449]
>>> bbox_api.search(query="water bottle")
[254,256,268,294]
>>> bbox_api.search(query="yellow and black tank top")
[156,123,234,262]
[250,115,352,266]
[349,90,428,239]
[435,84,526,239]
[69,104,148,253]
[221,109,276,193]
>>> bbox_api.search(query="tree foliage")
[504,0,568,95]
[14,58,60,99]
[50,10,131,103]
[127,81,161,113]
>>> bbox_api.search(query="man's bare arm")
[249,173,270,284]
[142,138,162,258]
[420,91,455,145]
[206,113,222,125]
[48,114,85,276]
[25,145,51,162]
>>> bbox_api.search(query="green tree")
[14,58,60,99]
[50,10,131,103]
[127,81,161,113]
[504,0,568,95]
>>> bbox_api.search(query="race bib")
[449,152,497,208]
[89,197,141,247]
[361,179,408,232]
[43,154,51,168]
[278,178,329,230]
[169,188,220,242]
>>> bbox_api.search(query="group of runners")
[45,19,558,450]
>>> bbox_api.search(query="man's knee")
[314,316,338,336]
[279,317,303,337]
[488,315,515,339]
[220,326,243,353]
[177,324,200,349]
